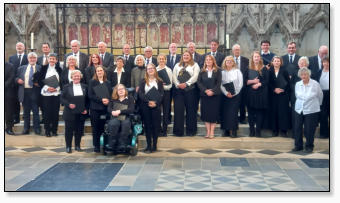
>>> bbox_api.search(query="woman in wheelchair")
[106,84,135,151]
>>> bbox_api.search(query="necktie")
[146,59,149,65]
[29,65,34,87]
[18,54,22,66]
[171,55,175,68]
[125,55,128,61]
[44,55,48,65]
[101,54,104,63]
[235,57,239,66]
[212,52,216,57]
[289,55,293,63]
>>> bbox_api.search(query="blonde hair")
[202,55,218,72]
[221,55,237,70]
[66,55,78,68]
[92,65,107,82]
[157,53,167,64]
[270,56,283,67]
[179,51,195,67]
[111,84,128,100]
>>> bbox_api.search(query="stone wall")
[5,4,329,61]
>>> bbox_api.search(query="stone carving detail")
[5,4,329,59]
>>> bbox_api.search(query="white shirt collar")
[114,67,125,72]
[261,50,271,55]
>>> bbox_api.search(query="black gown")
[269,67,291,131]
[246,67,269,109]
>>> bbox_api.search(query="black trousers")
[23,88,40,131]
[248,107,265,132]
[107,118,131,149]
[42,95,60,133]
[173,88,197,136]
[5,94,15,129]
[294,111,319,149]
[161,90,171,132]
[13,86,20,122]
[239,88,247,122]
[140,103,161,148]
[65,115,84,148]
[320,90,330,137]
[90,109,107,148]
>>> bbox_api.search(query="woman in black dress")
[85,53,102,85]
[220,56,243,138]
[107,84,135,150]
[88,65,112,153]
[60,70,88,153]
[269,56,291,137]
[138,63,164,153]
[246,51,269,137]
[109,56,131,88]
[60,55,82,89]
[197,55,221,138]
[318,57,329,138]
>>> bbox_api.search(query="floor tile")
[257,149,282,155]
[227,149,251,155]
[17,163,123,191]
[197,149,222,154]
[105,186,130,191]
[167,148,191,154]
[301,159,329,168]
[5,147,18,151]
[220,158,249,167]
[21,147,46,152]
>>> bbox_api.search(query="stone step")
[5,132,328,151]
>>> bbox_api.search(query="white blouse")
[295,79,323,115]
[114,67,125,85]
[144,79,158,94]
[319,71,329,90]
[73,83,83,96]
[41,65,61,96]
[172,62,200,88]
[220,68,243,96]
[156,65,173,91]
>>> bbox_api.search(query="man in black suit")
[15,52,42,135]
[203,39,225,68]
[9,42,29,124]
[260,40,276,68]
[187,42,203,68]
[122,44,135,77]
[232,44,249,124]
[144,46,158,67]
[5,61,16,135]
[166,43,181,70]
[64,40,88,73]
[308,45,328,80]
[282,42,301,78]
[98,41,114,68]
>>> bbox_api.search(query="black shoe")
[186,133,195,137]
[173,134,183,137]
[45,131,51,137]
[281,131,288,137]
[319,135,329,139]
[22,129,30,135]
[94,147,101,153]
[292,146,303,152]
[249,128,255,137]
[5,128,15,135]
[231,130,237,138]
[240,120,247,124]
[51,132,58,136]
[159,132,167,137]
[143,147,152,153]
[13,119,20,124]
[305,148,313,153]
[35,129,41,135]
[272,131,279,137]
[255,131,261,137]
[66,147,72,153]
[75,146,82,152]
[152,146,158,152]
[223,130,230,137]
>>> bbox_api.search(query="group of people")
[4,38,329,154]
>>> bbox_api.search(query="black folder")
[113,103,128,120]
[93,84,110,99]
[178,70,191,84]
[223,82,236,95]
[158,69,171,85]
[146,86,161,101]
[43,75,59,88]
[248,69,259,80]
[275,76,288,89]
[71,96,85,114]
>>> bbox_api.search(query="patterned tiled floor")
[5,153,329,191]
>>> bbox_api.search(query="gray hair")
[48,53,58,59]
[16,42,25,47]
[66,55,79,68]
[70,69,83,78]
[27,52,38,58]
[134,55,145,66]
[187,42,196,48]
[232,44,241,50]
[70,40,81,46]
[298,56,309,67]
[144,46,153,52]
[298,67,311,78]
[97,41,107,47]
[116,56,125,64]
